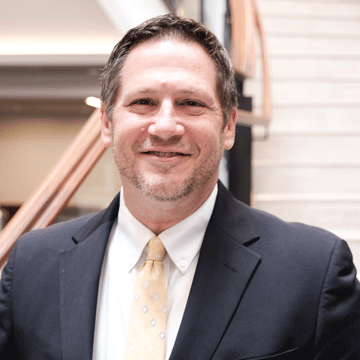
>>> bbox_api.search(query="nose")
[148,101,185,140]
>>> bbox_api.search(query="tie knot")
[147,236,166,261]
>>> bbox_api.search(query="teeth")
[155,151,179,157]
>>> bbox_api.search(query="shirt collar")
[118,184,218,274]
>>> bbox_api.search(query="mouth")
[142,151,191,158]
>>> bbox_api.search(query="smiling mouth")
[142,151,190,158]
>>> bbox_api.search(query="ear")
[100,102,113,148]
[223,107,237,150]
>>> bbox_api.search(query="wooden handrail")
[0,109,106,269]
[230,0,256,78]
[229,0,271,126]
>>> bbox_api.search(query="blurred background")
[0,0,360,268]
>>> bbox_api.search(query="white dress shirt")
[93,184,218,360]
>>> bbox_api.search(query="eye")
[130,98,156,106]
[178,99,205,107]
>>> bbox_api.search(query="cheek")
[112,126,142,156]
[111,128,127,154]
[189,126,221,150]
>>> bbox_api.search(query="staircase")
[246,0,360,269]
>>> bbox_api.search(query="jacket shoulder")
[15,209,107,253]
[249,204,342,254]
[215,183,341,255]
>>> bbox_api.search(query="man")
[0,14,360,360]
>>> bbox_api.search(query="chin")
[136,177,195,202]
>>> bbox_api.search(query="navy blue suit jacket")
[1,182,360,359]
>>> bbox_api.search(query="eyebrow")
[124,87,214,98]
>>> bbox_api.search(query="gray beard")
[113,137,222,203]
[132,175,195,202]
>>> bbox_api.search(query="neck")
[122,181,217,235]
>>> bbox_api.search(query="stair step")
[253,58,360,80]
[254,200,360,232]
[263,17,360,37]
[258,0,360,19]
[253,166,360,194]
[253,0,360,272]
[266,37,360,57]
[253,135,360,162]
[245,80,360,107]
[253,106,360,134]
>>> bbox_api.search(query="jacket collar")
[170,181,261,360]
[59,182,261,360]
[59,194,119,360]
[72,194,120,244]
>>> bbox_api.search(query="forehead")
[120,38,218,92]
[126,36,214,64]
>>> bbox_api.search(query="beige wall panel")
[245,81,360,106]
[253,0,360,273]
[256,107,360,134]
[263,17,360,36]
[253,135,360,162]
[253,58,360,80]
[0,118,121,209]
[253,166,360,194]
[0,118,83,204]
[266,37,360,56]
[254,200,360,234]
[258,0,360,18]
[69,149,121,209]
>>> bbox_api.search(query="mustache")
[145,135,186,147]
[148,135,182,147]
[135,135,195,153]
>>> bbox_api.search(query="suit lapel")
[58,184,260,360]
[170,183,261,360]
[59,195,119,360]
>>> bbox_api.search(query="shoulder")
[215,185,347,272]
[216,183,341,254]
[14,209,106,255]
[13,193,120,255]
[246,203,346,270]
[251,204,340,249]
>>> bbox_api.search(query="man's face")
[101,38,236,202]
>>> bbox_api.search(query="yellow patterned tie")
[124,236,167,360]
